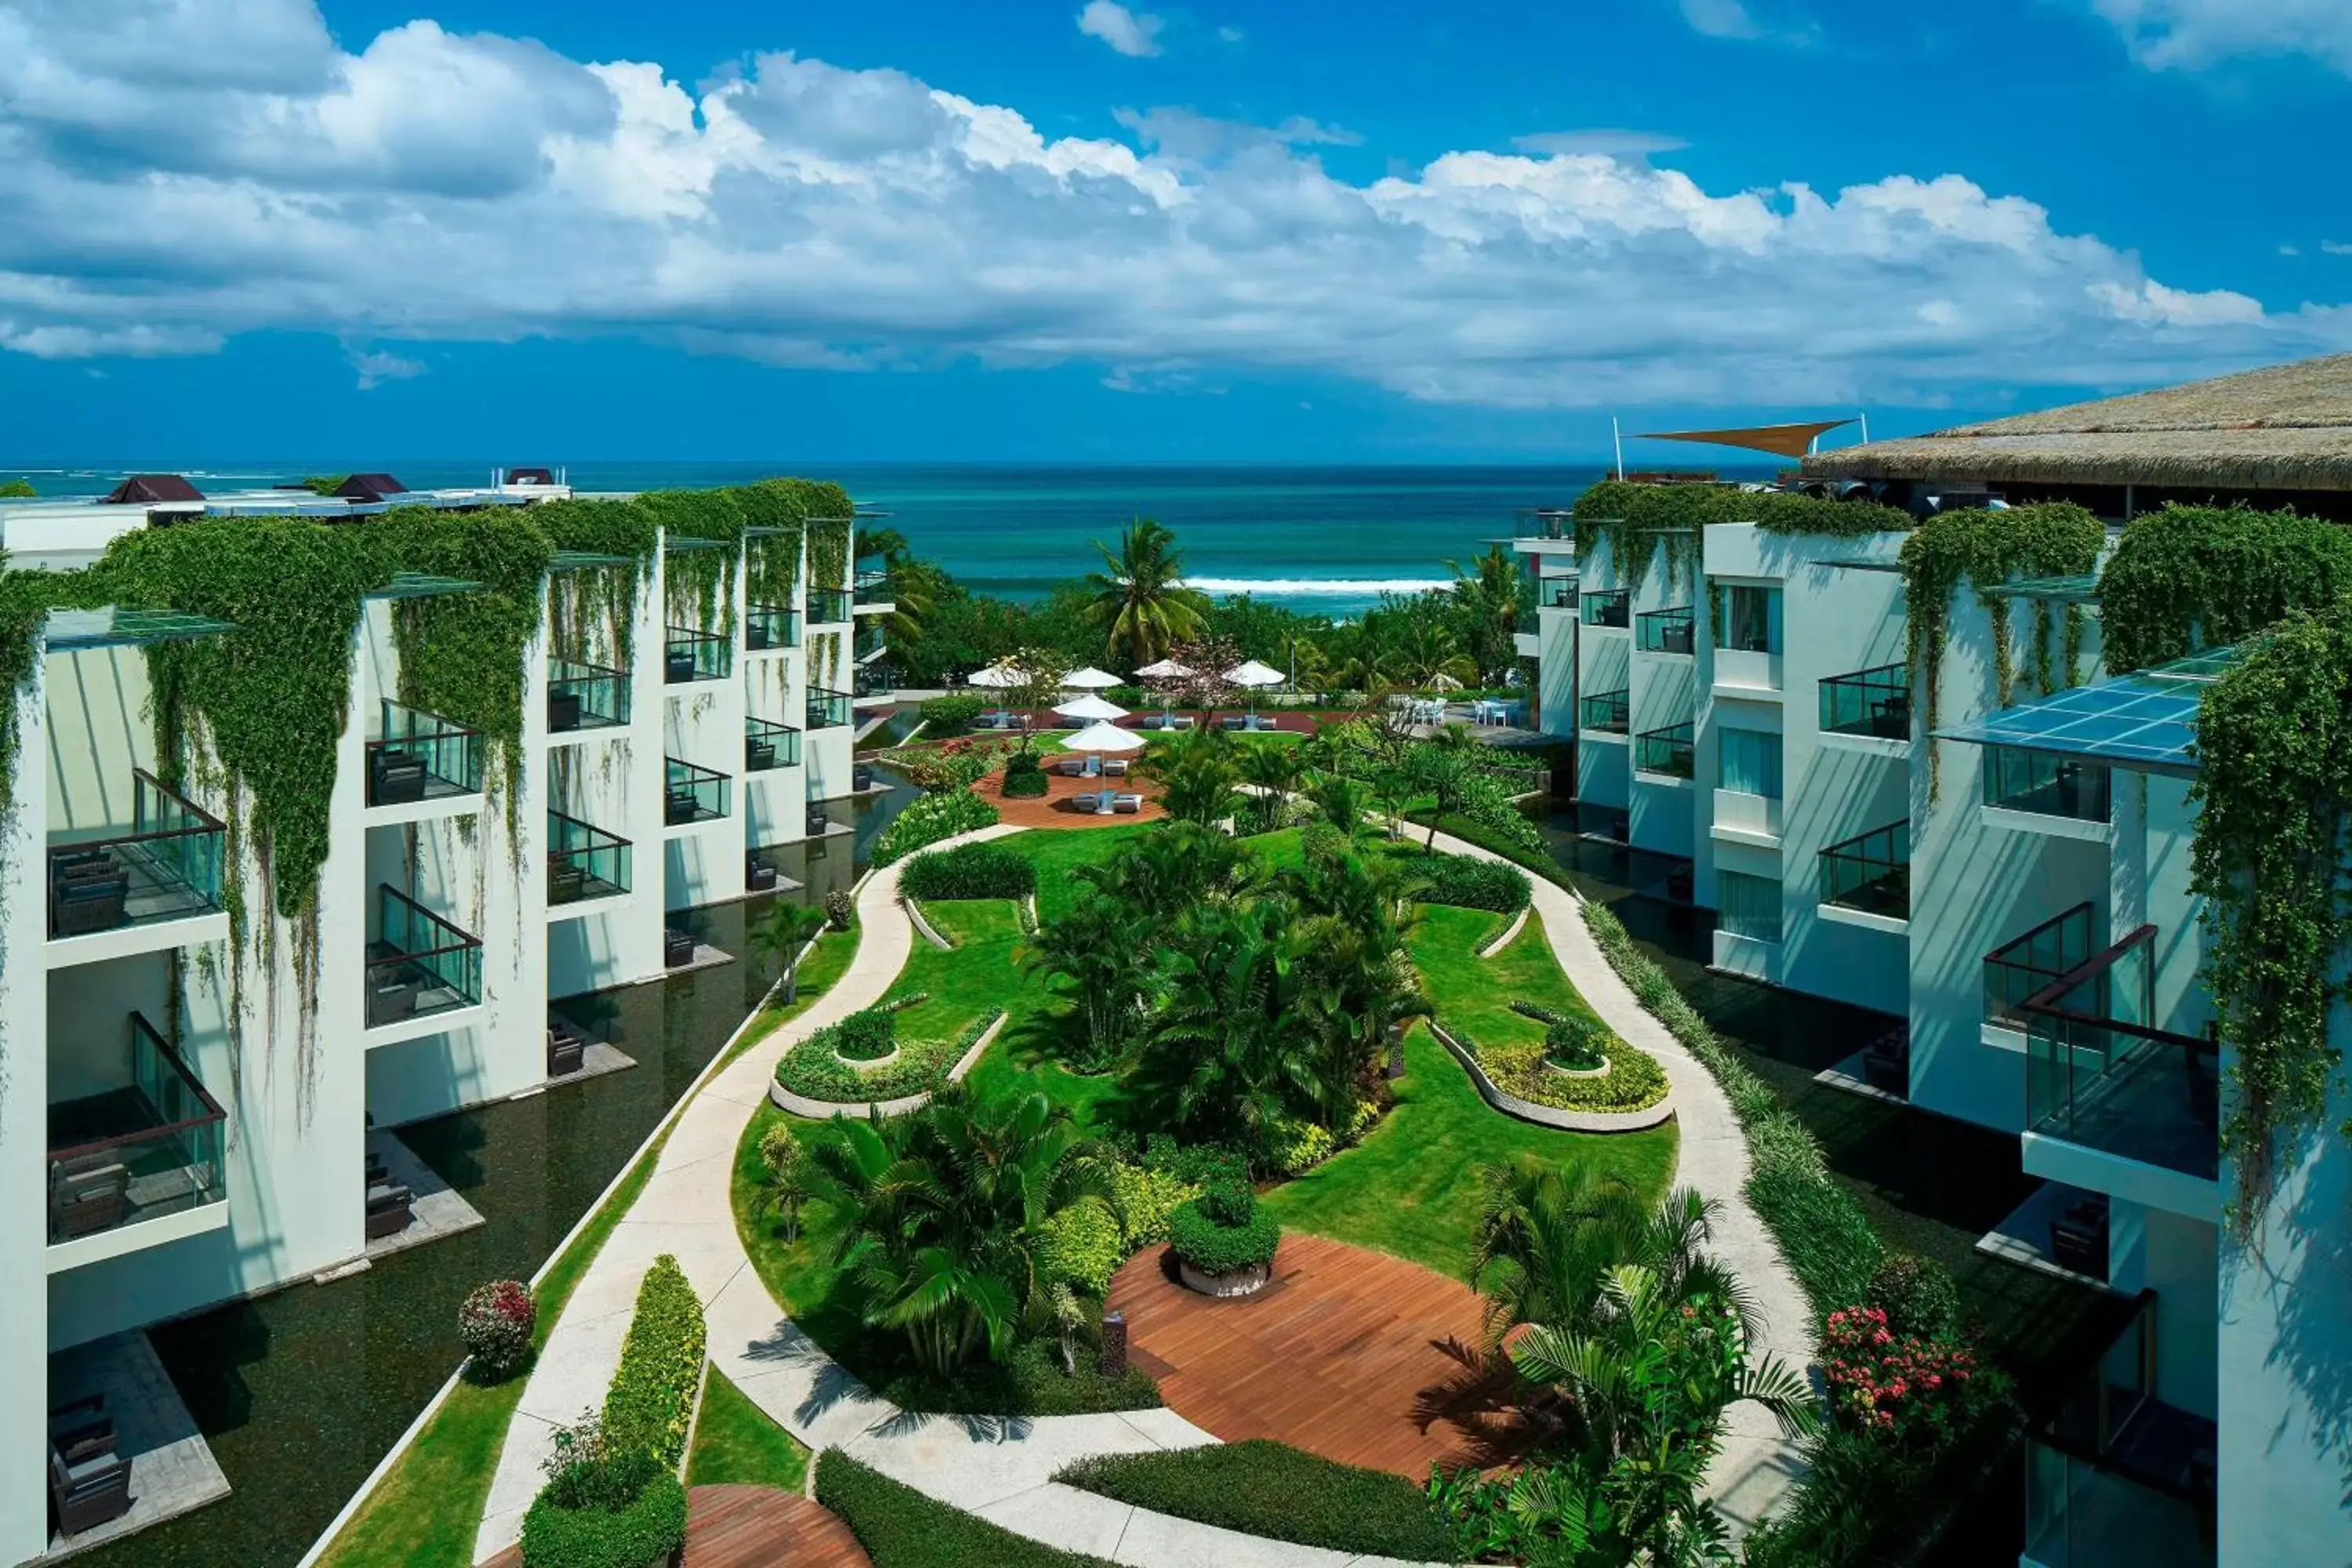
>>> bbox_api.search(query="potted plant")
[1167,1178,1280,1298]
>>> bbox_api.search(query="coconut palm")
[747,899,828,1004]
[1305,774,1371,844]
[1018,892,1156,1071]
[1086,518,1209,667]
[1446,544,1530,684]
[1239,739,1303,833]
[1076,818,1254,921]
[1141,729,1242,828]
[1386,618,1478,691]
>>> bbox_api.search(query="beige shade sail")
[1634,419,1856,458]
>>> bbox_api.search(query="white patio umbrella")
[1052,693,1129,723]
[1133,657,1193,726]
[1064,719,1145,753]
[1225,659,1284,722]
[1063,666,1122,690]
[966,662,1027,688]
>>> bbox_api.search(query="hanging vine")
[2096,503,2352,673]
[1896,503,2104,800]
[2189,605,2352,1237]
[641,488,746,635]
[739,480,810,608]
[808,515,854,597]
[1573,479,1911,598]
[537,498,659,667]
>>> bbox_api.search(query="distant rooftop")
[102,474,205,505]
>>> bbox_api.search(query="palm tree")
[748,899,829,1004]
[1239,740,1302,833]
[1141,730,1241,828]
[1076,818,1252,921]
[1446,544,1528,684]
[1386,619,1477,691]
[1305,774,1370,844]
[1086,518,1209,667]
[1407,730,1477,851]
[1018,892,1156,1071]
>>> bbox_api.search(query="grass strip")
[1057,1440,1462,1562]
[815,1450,1117,1568]
[685,1367,810,1491]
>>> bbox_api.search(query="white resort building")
[1512,353,2352,1568]
[0,472,892,1563]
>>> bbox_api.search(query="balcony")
[1713,789,1781,843]
[806,686,853,731]
[1579,688,1630,734]
[808,588,852,623]
[548,811,631,906]
[1635,720,1694,779]
[366,886,483,1029]
[47,1014,226,1248]
[367,701,482,807]
[1538,577,1577,609]
[2021,926,2217,1182]
[1820,820,1909,921]
[1820,662,1911,741]
[855,570,893,608]
[2024,1290,2214,1568]
[854,662,896,700]
[746,717,801,772]
[664,627,731,684]
[1987,746,2111,825]
[1581,589,1630,629]
[1516,510,1574,540]
[1635,606,1695,655]
[47,771,225,942]
[665,757,731,826]
[855,622,888,664]
[1986,902,2098,1027]
[548,659,630,733]
[746,604,800,652]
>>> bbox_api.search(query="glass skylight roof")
[44,607,236,649]
[368,572,482,600]
[1931,647,2245,776]
[1978,575,2103,604]
[550,550,634,572]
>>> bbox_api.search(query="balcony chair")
[368,749,428,805]
[1861,1027,1911,1093]
[2049,1193,2109,1277]
[48,1443,131,1537]
[806,808,830,834]
[853,764,874,792]
[365,949,423,1027]
[665,788,699,826]
[664,929,695,968]
[546,1021,586,1077]
[48,1397,114,1469]
[746,738,776,771]
[1665,864,1695,903]
[49,1153,129,1241]
[546,689,583,732]
[664,648,695,684]
[365,1179,414,1240]
[1871,692,1911,739]
[49,860,131,938]
[746,857,779,894]
[746,621,771,651]
[547,857,588,903]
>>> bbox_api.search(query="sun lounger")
[1113,793,1143,814]
[1103,758,1130,777]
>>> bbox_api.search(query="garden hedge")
[602,1254,705,1468]
[815,1450,1119,1568]
[1412,851,1531,913]
[831,1007,895,1062]
[1056,1440,1461,1562]
[520,1464,686,1568]
[873,789,1000,866]
[899,840,1037,901]
[918,692,988,730]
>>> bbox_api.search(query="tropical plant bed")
[1054,1440,1462,1563]
[1444,1023,1668,1112]
[773,1015,993,1105]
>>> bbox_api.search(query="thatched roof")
[1804,354,2352,491]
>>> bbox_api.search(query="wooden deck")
[483,1484,869,1568]
[978,766,1164,829]
[1105,1232,1538,1478]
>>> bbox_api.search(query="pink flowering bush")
[1820,1305,1978,1443]
[459,1279,537,1381]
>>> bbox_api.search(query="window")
[1718,870,1782,944]
[1715,585,1780,653]
[1719,727,1783,799]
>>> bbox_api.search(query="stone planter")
[1178,1258,1273,1298]
[837,1045,901,1072]
[1544,1054,1610,1080]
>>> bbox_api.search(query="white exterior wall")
[1511,538,1578,741]
[1572,535,1632,818]
[0,670,53,1568]
[1624,542,1698,862]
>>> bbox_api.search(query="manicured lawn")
[1261,1026,1676,1281]
[1412,902,1610,1046]
[733,916,860,1061]
[995,824,1150,925]
[687,1366,810,1491]
[887,899,1033,1044]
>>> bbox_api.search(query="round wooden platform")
[484,1484,869,1568]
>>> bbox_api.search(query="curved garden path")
[469,815,1810,1566]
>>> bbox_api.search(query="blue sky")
[1,0,2348,462]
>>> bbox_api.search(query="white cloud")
[0,2,2341,409]
[1679,0,1763,40]
[2324,241,2352,256]
[1217,25,1244,43]
[1514,129,1690,159]
[2088,0,2352,73]
[348,347,425,389]
[1076,1,1163,57]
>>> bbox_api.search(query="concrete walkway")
[1417,824,1816,1534]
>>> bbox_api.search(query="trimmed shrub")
[775,1010,999,1103]
[1057,1440,1461,1563]
[873,789,999,866]
[1299,819,1349,865]
[521,1440,686,1568]
[1413,852,1532,914]
[832,1007,895,1062]
[1265,1116,1335,1177]
[1867,1254,1961,1341]
[1167,1182,1280,1276]
[1107,1160,1198,1248]
[823,887,854,931]
[816,1449,1120,1568]
[1038,1196,1127,1294]
[1136,1134,1249,1189]
[900,840,1036,901]
[919,692,987,731]
[602,1254,705,1468]
[1000,749,1050,798]
[1543,1013,1610,1070]
[458,1279,535,1381]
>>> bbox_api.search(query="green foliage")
[816,1449,1120,1568]
[535,496,659,666]
[1447,1020,1667,1112]
[809,516,855,593]
[1106,1159,1198,1247]
[873,788,1000,865]
[1864,1254,1961,1341]
[1896,503,2103,795]
[297,475,347,496]
[1086,517,1210,666]
[2097,503,2352,673]
[685,1366,810,1491]
[902,840,1037,901]
[918,691,987,730]
[1036,1196,1127,1294]
[601,1254,705,1468]
[640,487,746,636]
[1412,851,1531,913]
[833,1007,897,1062]
[1166,1185,1281,1275]
[0,477,36,497]
[1572,479,1911,593]
[1265,1115,1336,1175]
[1058,1440,1461,1562]
[1544,1013,1610,1070]
[1000,749,1049,797]
[2189,604,2352,1232]
[521,1459,685,1568]
[775,1010,996,1103]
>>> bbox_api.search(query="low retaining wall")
[1430,1022,1676,1134]
[1475,904,1530,957]
[769,1011,1007,1120]
[903,896,955,951]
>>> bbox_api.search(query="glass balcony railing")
[1985,902,2098,1026]
[806,686,853,730]
[47,771,226,940]
[2021,926,2218,1180]
[854,662,895,699]
[2024,1290,2215,1568]
[855,572,892,606]
[367,885,483,1028]
[1635,720,1695,778]
[548,811,630,905]
[1987,746,2111,823]
[1579,688,1630,734]
[808,588,852,623]
[855,623,888,662]
[1539,578,1577,608]
[46,1013,226,1245]
[1515,510,1574,540]
[1636,607,1696,655]
[1820,662,1911,741]
[746,604,800,652]
[548,658,630,732]
[664,627,731,684]
[367,701,483,805]
[1581,588,1630,628]
[665,757,731,826]
[746,716,801,772]
[1820,820,1909,920]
